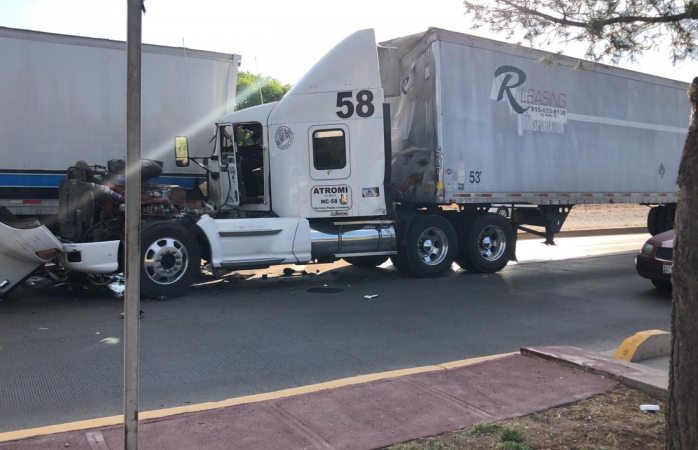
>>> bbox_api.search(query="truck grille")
[656,247,673,261]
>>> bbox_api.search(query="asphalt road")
[0,234,671,432]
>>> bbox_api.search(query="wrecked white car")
[0,207,119,299]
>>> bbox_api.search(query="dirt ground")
[561,204,648,231]
[389,385,665,450]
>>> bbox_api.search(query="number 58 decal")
[336,90,375,119]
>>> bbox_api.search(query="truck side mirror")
[175,136,190,167]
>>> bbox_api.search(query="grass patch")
[468,422,502,436]
[499,426,531,450]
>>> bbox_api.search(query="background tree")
[462,1,697,448]
[235,71,291,111]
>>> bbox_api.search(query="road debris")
[363,294,378,299]
[640,404,661,412]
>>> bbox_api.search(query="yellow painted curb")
[0,352,515,443]
[613,329,671,362]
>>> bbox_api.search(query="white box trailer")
[0,26,240,216]
[381,28,687,207]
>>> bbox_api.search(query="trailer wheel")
[400,214,457,277]
[464,213,514,273]
[647,207,660,235]
[344,256,389,268]
[647,206,675,235]
[140,222,200,298]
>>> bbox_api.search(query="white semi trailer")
[0,26,240,217]
[1,28,688,298]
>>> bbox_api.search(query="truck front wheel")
[140,222,200,298]
[399,214,457,277]
[462,213,514,273]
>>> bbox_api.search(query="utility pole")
[125,0,144,448]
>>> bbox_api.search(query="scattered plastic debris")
[640,404,661,412]
[107,275,125,297]
[363,294,378,299]
[100,337,120,345]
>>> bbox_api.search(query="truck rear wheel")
[462,213,514,273]
[454,212,482,271]
[399,214,457,277]
[344,255,389,268]
[140,222,200,298]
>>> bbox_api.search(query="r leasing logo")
[490,65,568,135]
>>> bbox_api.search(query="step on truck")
[1,27,688,298]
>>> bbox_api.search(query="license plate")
[663,264,673,275]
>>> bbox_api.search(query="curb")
[521,346,667,399]
[0,352,515,443]
[613,330,671,362]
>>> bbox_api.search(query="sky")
[0,0,696,84]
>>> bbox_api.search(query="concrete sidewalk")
[1,350,634,450]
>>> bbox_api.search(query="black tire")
[344,255,389,268]
[651,279,672,291]
[140,222,200,298]
[658,207,675,234]
[454,212,484,271]
[399,214,458,277]
[463,212,515,273]
[390,249,415,276]
[647,207,660,235]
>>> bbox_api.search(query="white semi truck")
[0,28,688,298]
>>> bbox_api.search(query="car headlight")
[641,243,654,255]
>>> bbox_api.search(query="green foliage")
[469,422,503,435]
[500,427,524,443]
[463,0,698,63]
[235,71,291,110]
[499,426,531,450]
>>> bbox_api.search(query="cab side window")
[312,129,346,170]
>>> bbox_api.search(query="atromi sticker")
[311,185,351,211]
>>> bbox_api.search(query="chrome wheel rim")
[478,225,506,261]
[417,227,449,266]
[143,237,189,285]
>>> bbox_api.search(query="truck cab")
[201,29,389,220]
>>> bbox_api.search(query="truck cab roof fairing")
[287,29,382,95]
[216,102,276,125]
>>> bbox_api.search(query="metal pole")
[125,1,143,448]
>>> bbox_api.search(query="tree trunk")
[667,77,698,449]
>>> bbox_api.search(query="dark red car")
[636,229,674,290]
